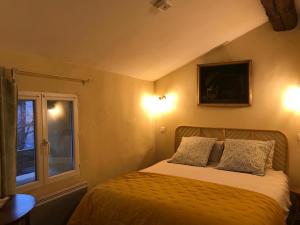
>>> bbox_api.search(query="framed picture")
[197,60,252,106]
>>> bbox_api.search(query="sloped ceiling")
[0,0,299,81]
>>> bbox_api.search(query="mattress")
[142,160,291,212]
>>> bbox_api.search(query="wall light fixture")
[143,93,176,116]
[283,86,300,113]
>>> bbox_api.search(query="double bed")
[68,126,290,225]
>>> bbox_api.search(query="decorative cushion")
[217,139,273,176]
[265,140,275,169]
[208,141,224,165]
[168,136,217,167]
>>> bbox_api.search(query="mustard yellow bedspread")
[68,172,285,225]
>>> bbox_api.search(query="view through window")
[16,100,36,186]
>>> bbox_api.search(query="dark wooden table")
[0,194,36,225]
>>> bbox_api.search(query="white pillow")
[168,136,217,167]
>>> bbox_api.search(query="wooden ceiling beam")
[261,0,298,31]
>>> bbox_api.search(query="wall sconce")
[283,86,300,113]
[143,94,176,116]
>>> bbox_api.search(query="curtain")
[0,68,17,198]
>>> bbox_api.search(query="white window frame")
[16,91,80,192]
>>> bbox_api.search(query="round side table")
[0,194,36,225]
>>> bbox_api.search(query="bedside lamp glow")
[283,86,300,113]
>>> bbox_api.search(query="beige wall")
[155,23,300,186]
[0,51,156,191]
[2,21,300,191]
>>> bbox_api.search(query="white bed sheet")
[142,160,291,212]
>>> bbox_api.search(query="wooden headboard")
[175,126,288,172]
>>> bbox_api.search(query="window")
[16,100,37,186]
[16,92,80,190]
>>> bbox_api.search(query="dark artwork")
[198,61,251,105]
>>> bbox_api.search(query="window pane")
[16,100,36,186]
[47,100,74,176]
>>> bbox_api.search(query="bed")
[68,126,290,225]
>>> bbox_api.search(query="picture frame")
[197,60,252,106]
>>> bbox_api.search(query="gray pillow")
[217,139,273,176]
[208,141,224,165]
[168,136,217,167]
[265,140,275,169]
